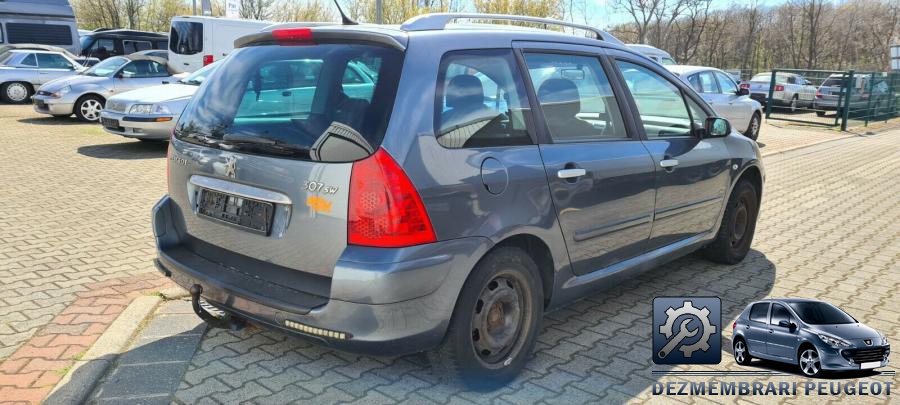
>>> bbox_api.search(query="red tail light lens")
[774,85,785,92]
[732,322,736,330]
[272,28,314,45]
[202,54,213,66]
[348,149,436,247]
[739,83,750,89]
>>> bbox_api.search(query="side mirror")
[737,87,750,96]
[704,117,731,138]
[778,320,791,328]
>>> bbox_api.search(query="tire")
[74,95,104,122]
[743,112,760,141]
[733,338,752,365]
[798,346,823,377]
[428,247,543,389]
[788,95,798,112]
[1,82,33,104]
[815,111,826,117]
[52,114,71,118]
[701,179,759,264]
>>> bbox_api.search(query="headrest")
[446,74,484,109]
[538,78,582,117]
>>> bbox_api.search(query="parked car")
[668,65,763,140]
[33,54,176,121]
[79,29,168,61]
[100,60,220,141]
[167,16,272,73]
[152,15,764,388]
[732,299,890,377]
[0,44,98,67]
[1,0,81,55]
[814,73,892,117]
[743,72,817,112]
[626,44,677,65]
[0,49,83,103]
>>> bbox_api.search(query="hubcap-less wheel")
[734,341,746,363]
[80,99,103,121]
[800,349,820,376]
[747,115,760,140]
[472,275,523,364]
[730,196,750,247]
[6,83,29,102]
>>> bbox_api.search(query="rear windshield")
[175,44,403,162]
[788,302,856,325]
[751,73,790,84]
[170,21,203,55]
[821,77,844,87]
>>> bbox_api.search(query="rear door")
[517,43,657,275]
[744,303,770,356]
[610,54,730,249]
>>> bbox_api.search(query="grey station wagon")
[732,299,890,377]
[152,13,765,387]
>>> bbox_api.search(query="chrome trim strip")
[189,175,292,205]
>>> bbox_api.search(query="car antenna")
[333,0,358,25]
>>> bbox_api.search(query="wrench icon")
[657,318,697,359]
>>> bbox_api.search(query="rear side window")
[523,53,626,142]
[176,44,402,162]
[170,22,203,55]
[749,303,769,323]
[715,71,738,94]
[435,49,532,148]
[20,53,37,67]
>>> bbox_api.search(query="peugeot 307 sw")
[152,13,765,387]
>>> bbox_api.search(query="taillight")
[348,149,436,247]
[732,322,736,330]
[739,83,750,89]
[774,85,785,92]
[272,28,314,46]
[816,91,822,98]
[202,55,213,66]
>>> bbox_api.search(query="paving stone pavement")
[0,103,896,404]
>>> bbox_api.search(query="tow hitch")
[189,284,246,331]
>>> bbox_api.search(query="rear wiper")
[220,134,311,157]
[222,134,278,145]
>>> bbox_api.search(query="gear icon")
[658,301,717,358]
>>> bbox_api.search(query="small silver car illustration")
[32,54,176,122]
[100,60,220,141]
[732,299,890,377]
[0,50,83,103]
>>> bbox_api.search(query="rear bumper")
[152,195,490,356]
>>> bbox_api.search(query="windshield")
[788,302,856,325]
[79,35,93,50]
[170,21,203,55]
[180,60,219,85]
[83,56,127,77]
[175,44,403,162]
[661,57,677,66]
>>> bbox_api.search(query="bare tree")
[240,0,276,20]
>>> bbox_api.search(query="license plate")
[101,117,120,129]
[197,189,274,235]
[860,361,880,369]
[34,100,46,108]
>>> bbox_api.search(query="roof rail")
[400,13,623,45]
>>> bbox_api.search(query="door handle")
[768,329,774,333]
[745,325,750,329]
[659,159,679,169]
[557,168,586,179]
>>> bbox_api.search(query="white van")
[168,16,271,73]
[626,44,676,66]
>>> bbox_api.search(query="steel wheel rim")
[731,197,749,246]
[80,99,102,121]
[7,83,27,102]
[800,349,820,375]
[472,274,525,365]
[734,341,745,363]
[790,98,797,112]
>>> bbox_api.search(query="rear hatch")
[167,31,405,282]
[816,76,849,105]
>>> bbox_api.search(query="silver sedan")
[32,55,176,122]
[667,65,764,140]
[0,50,83,103]
[100,61,219,141]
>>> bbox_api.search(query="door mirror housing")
[778,320,790,328]
[704,117,731,138]
[737,87,750,96]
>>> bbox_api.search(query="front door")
[611,57,731,249]
[766,303,798,359]
[519,47,657,275]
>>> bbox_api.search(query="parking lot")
[0,103,897,403]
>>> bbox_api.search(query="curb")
[43,295,162,405]
[760,133,857,158]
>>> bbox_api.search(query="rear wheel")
[788,95,798,112]
[743,112,760,141]
[74,95,104,122]
[1,82,33,104]
[429,247,542,390]
[702,179,759,264]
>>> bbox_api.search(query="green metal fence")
[760,69,900,130]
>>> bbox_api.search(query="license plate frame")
[197,188,274,236]
[101,117,120,129]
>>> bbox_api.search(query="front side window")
[715,71,738,94]
[788,302,856,325]
[749,303,769,323]
[616,61,692,138]
[170,22,203,55]
[770,304,792,326]
[176,44,402,162]
[36,53,74,70]
[523,53,626,142]
[435,49,532,148]
[120,60,169,78]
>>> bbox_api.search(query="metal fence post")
[765,70,776,119]
[862,73,877,127]
[841,70,855,131]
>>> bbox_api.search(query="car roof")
[754,298,823,304]
[85,29,167,39]
[666,65,725,76]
